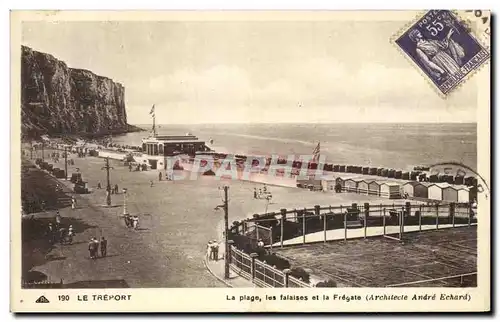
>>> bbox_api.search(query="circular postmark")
[427,161,490,201]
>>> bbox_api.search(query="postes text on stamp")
[394,10,490,96]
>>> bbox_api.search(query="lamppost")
[101,157,114,206]
[122,188,128,216]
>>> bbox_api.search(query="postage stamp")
[393,10,490,96]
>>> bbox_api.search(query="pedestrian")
[213,241,219,261]
[55,211,62,226]
[67,225,74,244]
[207,241,213,260]
[88,238,96,259]
[97,182,102,189]
[129,164,132,172]
[71,196,76,210]
[150,180,154,187]
[47,223,54,244]
[209,240,216,261]
[100,237,107,257]
[253,188,257,199]
[159,172,162,181]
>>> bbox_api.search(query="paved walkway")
[272,223,475,247]
[203,242,255,288]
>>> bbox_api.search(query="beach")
[112,123,477,171]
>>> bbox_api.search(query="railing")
[288,275,311,288]
[230,202,476,249]
[386,272,477,287]
[229,246,310,288]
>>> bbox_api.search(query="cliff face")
[21,45,134,138]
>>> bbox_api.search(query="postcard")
[11,10,490,312]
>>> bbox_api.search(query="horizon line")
[129,121,478,125]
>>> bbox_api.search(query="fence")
[386,272,477,287]
[229,246,310,288]
[229,202,476,248]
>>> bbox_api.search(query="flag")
[149,104,155,116]
[312,142,320,163]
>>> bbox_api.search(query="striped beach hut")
[442,185,459,202]
[368,180,380,196]
[357,180,370,194]
[457,186,470,203]
[344,178,358,193]
[380,182,401,199]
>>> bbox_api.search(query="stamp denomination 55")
[393,10,490,96]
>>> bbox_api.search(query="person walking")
[114,184,119,194]
[150,180,154,187]
[67,225,74,244]
[88,238,96,259]
[159,172,162,181]
[253,188,257,199]
[55,211,62,227]
[213,241,219,261]
[71,196,76,210]
[100,237,108,257]
[97,182,102,189]
[207,240,214,261]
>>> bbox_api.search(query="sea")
[111,123,477,171]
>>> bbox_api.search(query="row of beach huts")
[318,174,473,203]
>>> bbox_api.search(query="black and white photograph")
[11,10,491,313]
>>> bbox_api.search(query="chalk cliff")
[21,45,140,138]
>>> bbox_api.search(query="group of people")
[253,185,272,200]
[207,240,220,261]
[46,211,75,245]
[124,214,140,229]
[88,237,108,259]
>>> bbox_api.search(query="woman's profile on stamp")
[409,28,465,80]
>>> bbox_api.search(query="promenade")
[23,146,408,288]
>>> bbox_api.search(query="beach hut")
[346,165,353,173]
[339,165,346,173]
[394,170,402,179]
[358,180,369,194]
[333,165,340,172]
[387,169,395,178]
[376,168,383,176]
[380,169,388,177]
[402,172,410,180]
[362,167,369,175]
[380,182,401,199]
[442,185,459,202]
[321,175,337,192]
[402,182,422,198]
[457,186,470,203]
[369,167,377,175]
[413,182,430,198]
[428,183,449,201]
[429,174,438,183]
[368,180,380,196]
[410,171,418,181]
[344,178,358,193]
[454,176,465,185]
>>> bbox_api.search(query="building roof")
[142,139,206,144]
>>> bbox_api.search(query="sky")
[21,20,478,124]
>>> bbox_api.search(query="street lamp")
[122,188,128,216]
